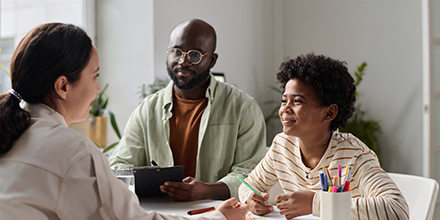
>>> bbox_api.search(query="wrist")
[206,182,230,200]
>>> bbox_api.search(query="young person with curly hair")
[238,54,409,219]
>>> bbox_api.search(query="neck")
[43,96,71,125]
[298,130,332,169]
[173,77,210,100]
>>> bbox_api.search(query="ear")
[210,53,218,68]
[53,75,69,100]
[323,104,338,122]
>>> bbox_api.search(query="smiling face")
[65,46,101,123]
[279,79,331,138]
[166,20,218,90]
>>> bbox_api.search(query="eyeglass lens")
[169,48,202,64]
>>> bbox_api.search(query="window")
[0,0,95,93]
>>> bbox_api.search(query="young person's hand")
[275,190,315,219]
[245,192,274,215]
[217,198,249,220]
[160,176,230,201]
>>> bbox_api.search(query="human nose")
[178,52,192,66]
[280,102,293,113]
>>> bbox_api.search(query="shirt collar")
[162,72,218,113]
[21,102,68,127]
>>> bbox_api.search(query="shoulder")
[212,80,260,111]
[332,132,379,161]
[10,123,100,177]
[132,83,172,118]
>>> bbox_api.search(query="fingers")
[275,193,289,203]
[247,194,273,215]
[261,192,270,200]
[182,176,195,183]
[163,181,191,191]
[223,197,238,205]
[250,193,268,205]
[217,198,249,220]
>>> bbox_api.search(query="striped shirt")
[239,131,409,219]
[109,74,267,198]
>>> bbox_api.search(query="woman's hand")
[217,198,249,220]
[246,192,274,215]
[275,190,315,219]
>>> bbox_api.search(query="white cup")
[320,191,351,220]
[113,164,135,193]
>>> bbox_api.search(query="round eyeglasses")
[167,48,211,65]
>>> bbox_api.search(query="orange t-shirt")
[169,91,208,178]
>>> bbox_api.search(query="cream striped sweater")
[238,131,409,220]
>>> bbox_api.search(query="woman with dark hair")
[239,54,409,219]
[0,23,248,220]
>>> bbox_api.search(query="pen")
[332,176,339,190]
[150,159,158,166]
[338,164,342,186]
[325,167,332,180]
[345,166,352,182]
[237,176,273,206]
[319,171,326,191]
[343,166,352,192]
[187,206,215,215]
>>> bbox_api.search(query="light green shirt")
[109,74,266,198]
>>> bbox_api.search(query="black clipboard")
[133,165,184,197]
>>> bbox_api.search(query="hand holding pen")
[275,190,315,219]
[216,198,249,220]
[238,176,274,215]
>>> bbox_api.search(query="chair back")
[388,172,439,220]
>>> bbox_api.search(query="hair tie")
[9,88,23,101]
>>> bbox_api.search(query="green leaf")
[108,110,121,139]
[103,142,119,153]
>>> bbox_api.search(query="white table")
[139,197,223,216]
[140,197,320,220]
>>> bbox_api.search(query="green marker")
[237,176,273,206]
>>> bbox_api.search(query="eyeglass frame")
[166,47,213,65]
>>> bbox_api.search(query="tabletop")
[139,197,320,220]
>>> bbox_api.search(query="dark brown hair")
[0,23,92,155]
[276,54,356,131]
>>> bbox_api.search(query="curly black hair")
[276,53,356,131]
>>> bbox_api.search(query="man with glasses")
[110,19,266,201]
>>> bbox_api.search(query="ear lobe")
[323,104,338,122]
[210,53,218,68]
[53,75,69,100]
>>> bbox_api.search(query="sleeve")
[312,151,410,220]
[108,106,147,168]
[238,143,278,203]
[218,98,267,198]
[58,144,226,220]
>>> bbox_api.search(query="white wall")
[283,1,423,175]
[96,0,424,175]
[96,0,155,144]
[97,0,283,145]
[152,0,281,121]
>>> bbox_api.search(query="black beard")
[166,62,211,90]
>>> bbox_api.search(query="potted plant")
[89,83,121,152]
[138,78,169,100]
[339,62,381,159]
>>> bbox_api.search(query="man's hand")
[160,176,230,201]
[275,190,315,219]
[246,192,274,215]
